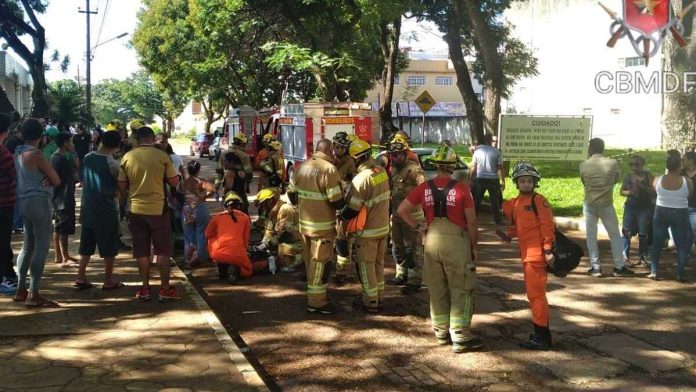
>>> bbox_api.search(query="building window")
[192,101,202,114]
[394,75,400,85]
[407,75,426,86]
[623,57,646,68]
[435,76,453,86]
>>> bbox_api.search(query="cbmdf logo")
[599,0,694,64]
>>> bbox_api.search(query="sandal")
[61,261,80,268]
[101,282,126,290]
[25,294,60,308]
[73,281,94,290]
[13,288,28,302]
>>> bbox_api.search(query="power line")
[93,0,111,55]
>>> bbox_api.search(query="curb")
[175,268,271,392]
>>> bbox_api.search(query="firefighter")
[294,139,345,314]
[256,188,304,271]
[255,133,278,190]
[502,163,555,350]
[386,141,426,294]
[340,138,391,313]
[216,133,252,212]
[259,140,285,192]
[397,144,482,353]
[332,132,358,284]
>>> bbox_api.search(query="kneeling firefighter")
[397,144,482,353]
[256,188,304,270]
[340,138,391,313]
[502,163,555,350]
[206,192,258,283]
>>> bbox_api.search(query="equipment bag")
[530,193,583,277]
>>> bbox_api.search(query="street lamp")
[85,32,128,124]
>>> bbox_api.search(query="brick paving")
[0,240,268,391]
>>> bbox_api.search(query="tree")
[0,0,51,117]
[48,79,83,126]
[662,1,696,149]
[420,0,537,143]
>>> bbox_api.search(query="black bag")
[530,194,583,277]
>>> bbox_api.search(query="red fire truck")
[276,102,378,180]
[223,106,280,157]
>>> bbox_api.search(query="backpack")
[530,193,583,277]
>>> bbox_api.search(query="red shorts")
[128,212,172,258]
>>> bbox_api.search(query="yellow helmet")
[105,121,120,132]
[390,134,410,147]
[429,143,458,165]
[268,140,282,151]
[233,133,248,145]
[255,189,278,205]
[262,133,277,146]
[348,139,372,159]
[129,119,145,132]
[223,191,243,207]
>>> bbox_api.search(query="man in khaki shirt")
[579,138,633,278]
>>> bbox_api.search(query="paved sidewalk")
[0,239,268,392]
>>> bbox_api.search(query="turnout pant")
[335,222,354,277]
[303,234,335,308]
[524,262,549,327]
[355,236,387,310]
[423,218,476,343]
[391,215,424,286]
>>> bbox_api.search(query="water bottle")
[268,256,276,275]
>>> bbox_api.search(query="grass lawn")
[420,143,668,218]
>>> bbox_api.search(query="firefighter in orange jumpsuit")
[206,192,261,284]
[501,163,555,350]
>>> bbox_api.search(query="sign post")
[415,90,436,147]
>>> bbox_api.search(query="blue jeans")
[688,208,696,247]
[182,204,211,262]
[16,197,53,292]
[584,203,625,270]
[652,206,691,277]
[12,202,22,230]
[622,204,651,261]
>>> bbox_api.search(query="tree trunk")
[379,17,401,142]
[444,2,485,144]
[30,61,50,118]
[461,0,504,138]
[483,86,502,136]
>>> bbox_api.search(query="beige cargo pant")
[355,236,388,310]
[391,215,424,286]
[423,218,477,343]
[303,234,335,308]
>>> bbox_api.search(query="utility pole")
[79,1,97,125]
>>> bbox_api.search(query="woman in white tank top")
[650,155,693,282]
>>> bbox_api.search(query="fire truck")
[276,102,378,180]
[223,106,279,158]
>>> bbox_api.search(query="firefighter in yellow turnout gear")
[259,140,285,192]
[293,139,345,314]
[397,144,483,353]
[386,141,426,294]
[256,188,304,271]
[332,132,358,283]
[340,139,391,313]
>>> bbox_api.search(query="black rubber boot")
[386,275,408,286]
[227,265,241,285]
[520,323,552,351]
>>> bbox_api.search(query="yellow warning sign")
[415,90,436,114]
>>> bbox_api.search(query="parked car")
[190,133,215,158]
[376,147,469,181]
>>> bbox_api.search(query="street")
[180,146,696,392]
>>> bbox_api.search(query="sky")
[6,1,447,84]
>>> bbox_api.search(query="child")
[51,132,79,268]
[74,130,124,290]
[502,162,555,350]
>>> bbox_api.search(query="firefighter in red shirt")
[397,144,482,353]
[501,162,555,350]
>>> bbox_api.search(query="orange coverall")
[206,210,253,278]
[502,193,555,327]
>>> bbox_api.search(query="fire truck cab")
[277,102,378,181]
[224,106,279,158]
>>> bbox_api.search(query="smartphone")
[495,229,512,243]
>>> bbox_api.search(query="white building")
[504,0,664,148]
[0,50,32,115]
[173,100,225,136]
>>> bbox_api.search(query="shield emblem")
[624,0,671,35]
